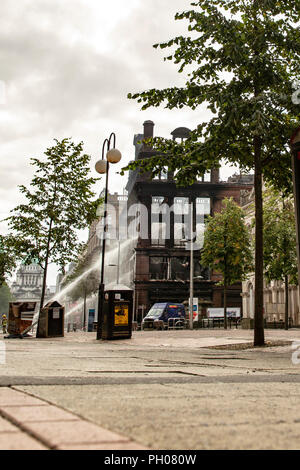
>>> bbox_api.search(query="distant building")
[241,187,300,327]
[11,260,52,308]
[226,173,254,185]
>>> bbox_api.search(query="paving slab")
[0,432,48,450]
[0,388,46,406]
[0,387,146,450]
[0,415,20,433]
[23,419,130,448]
[0,405,79,424]
[58,441,148,450]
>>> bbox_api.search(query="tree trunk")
[252,5,265,347]
[39,260,49,312]
[36,218,53,338]
[223,222,228,330]
[224,284,227,330]
[36,255,50,338]
[39,220,53,312]
[285,275,289,330]
[254,135,265,346]
[39,181,57,316]
[282,197,289,331]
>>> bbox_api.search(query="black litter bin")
[37,301,64,338]
[98,286,133,340]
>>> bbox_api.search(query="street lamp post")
[189,200,194,330]
[95,133,122,340]
[181,200,197,330]
[108,240,121,285]
[83,281,87,331]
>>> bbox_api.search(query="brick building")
[125,121,254,320]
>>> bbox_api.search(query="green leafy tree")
[0,282,13,315]
[6,138,100,313]
[263,187,298,329]
[123,0,300,345]
[0,235,20,288]
[201,198,253,328]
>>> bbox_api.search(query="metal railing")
[167,318,186,330]
[200,318,240,329]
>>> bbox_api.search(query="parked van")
[142,303,186,330]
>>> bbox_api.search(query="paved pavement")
[0,328,300,450]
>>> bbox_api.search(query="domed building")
[11,260,52,306]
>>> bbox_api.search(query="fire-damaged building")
[86,120,254,322]
[124,121,254,321]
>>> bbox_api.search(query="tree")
[201,198,253,328]
[0,283,13,316]
[123,0,300,345]
[0,235,20,288]
[6,138,100,314]
[263,187,298,329]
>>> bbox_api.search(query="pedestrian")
[2,315,7,334]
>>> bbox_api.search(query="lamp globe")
[95,159,108,174]
[107,148,122,164]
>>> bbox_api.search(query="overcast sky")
[0,0,238,284]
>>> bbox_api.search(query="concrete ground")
[1,328,300,450]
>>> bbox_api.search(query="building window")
[150,257,169,280]
[170,257,209,281]
[170,257,190,281]
[154,167,168,181]
[151,197,169,246]
[174,197,190,246]
[196,198,210,248]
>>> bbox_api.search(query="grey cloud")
[0,0,193,135]
[0,0,210,235]
[0,0,238,285]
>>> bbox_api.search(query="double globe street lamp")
[95,133,122,340]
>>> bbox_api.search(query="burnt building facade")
[126,121,254,320]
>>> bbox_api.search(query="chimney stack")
[143,120,154,140]
[211,168,220,183]
[142,120,154,152]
